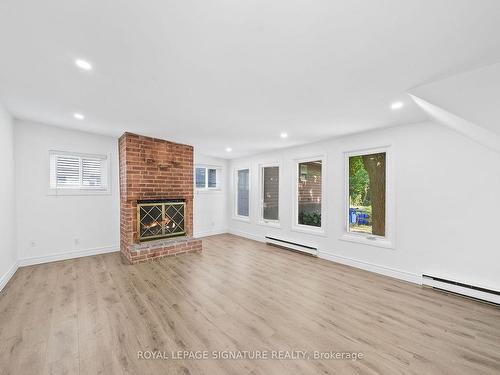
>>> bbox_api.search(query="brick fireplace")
[119,132,202,264]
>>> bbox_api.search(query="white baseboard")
[228,229,266,243]
[226,231,421,285]
[318,251,422,285]
[19,245,119,267]
[194,228,228,238]
[0,261,19,292]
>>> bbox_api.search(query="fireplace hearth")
[137,199,185,241]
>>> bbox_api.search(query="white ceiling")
[1,0,500,158]
[411,63,500,136]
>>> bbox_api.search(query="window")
[195,168,206,188]
[348,151,386,237]
[260,165,279,222]
[49,151,109,193]
[236,168,250,217]
[195,166,220,190]
[208,168,217,188]
[296,159,322,228]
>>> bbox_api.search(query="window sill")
[257,220,281,228]
[339,233,394,249]
[47,188,111,196]
[291,224,326,237]
[195,188,222,194]
[232,216,250,223]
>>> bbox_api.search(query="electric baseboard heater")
[265,236,318,256]
[422,274,500,305]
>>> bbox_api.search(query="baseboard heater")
[422,274,500,305]
[265,236,318,256]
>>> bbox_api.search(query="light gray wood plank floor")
[1,234,499,374]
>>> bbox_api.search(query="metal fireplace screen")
[137,201,185,241]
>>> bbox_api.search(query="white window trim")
[233,166,251,222]
[340,146,395,249]
[257,162,281,228]
[291,155,326,236]
[194,165,222,192]
[48,150,111,196]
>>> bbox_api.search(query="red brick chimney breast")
[118,132,201,264]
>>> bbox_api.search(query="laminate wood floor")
[1,234,499,374]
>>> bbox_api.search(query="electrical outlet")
[30,240,36,247]
[74,238,80,246]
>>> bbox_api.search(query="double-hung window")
[49,151,109,194]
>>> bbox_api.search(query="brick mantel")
[118,132,201,263]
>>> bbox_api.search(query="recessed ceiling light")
[75,59,93,71]
[391,101,404,110]
[280,132,288,138]
[225,147,232,152]
[73,113,85,120]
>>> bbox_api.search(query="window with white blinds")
[81,158,102,187]
[50,151,109,192]
[55,156,80,187]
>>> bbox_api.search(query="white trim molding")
[0,262,19,292]
[194,164,223,191]
[19,245,118,267]
[257,220,281,228]
[194,228,228,238]
[291,155,326,236]
[339,233,394,249]
[48,150,112,196]
[342,146,395,248]
[228,229,266,243]
[227,231,420,285]
[258,161,281,227]
[233,166,251,221]
[318,250,421,285]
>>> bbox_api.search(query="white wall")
[193,152,229,237]
[0,104,17,290]
[12,121,228,265]
[14,120,120,265]
[9,117,498,292]
[228,121,500,290]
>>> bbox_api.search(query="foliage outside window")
[237,169,250,217]
[262,166,279,221]
[348,152,386,236]
[297,160,322,227]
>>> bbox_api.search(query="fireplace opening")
[137,199,185,242]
